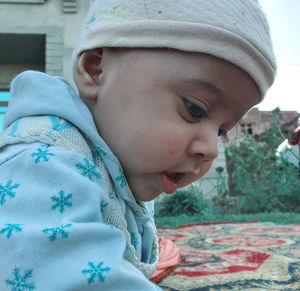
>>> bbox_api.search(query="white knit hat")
[72,0,277,99]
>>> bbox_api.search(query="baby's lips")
[160,172,180,194]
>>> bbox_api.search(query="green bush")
[214,109,300,214]
[156,184,206,217]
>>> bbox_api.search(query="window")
[241,123,253,135]
[63,0,78,13]
[0,91,9,133]
[0,33,45,90]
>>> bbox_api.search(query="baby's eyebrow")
[184,79,227,99]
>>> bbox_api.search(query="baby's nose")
[188,134,219,161]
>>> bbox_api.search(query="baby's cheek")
[201,161,214,177]
[160,136,185,156]
[141,136,182,165]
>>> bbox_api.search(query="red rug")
[157,221,300,290]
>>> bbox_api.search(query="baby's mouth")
[160,172,185,194]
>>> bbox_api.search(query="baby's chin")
[135,186,164,202]
[134,192,162,203]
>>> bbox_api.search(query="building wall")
[0,0,91,87]
[228,108,300,141]
[196,141,228,201]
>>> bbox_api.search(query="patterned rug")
[157,221,300,290]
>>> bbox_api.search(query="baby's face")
[90,48,260,201]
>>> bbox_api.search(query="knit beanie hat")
[72,0,277,99]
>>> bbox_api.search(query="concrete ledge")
[0,0,45,3]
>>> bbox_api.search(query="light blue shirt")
[0,71,161,291]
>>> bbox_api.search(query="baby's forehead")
[107,48,213,72]
[106,47,260,102]
[110,48,251,78]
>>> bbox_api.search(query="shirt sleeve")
[0,142,161,291]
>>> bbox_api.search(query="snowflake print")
[91,146,107,161]
[100,200,109,213]
[8,119,20,138]
[49,116,73,132]
[0,224,23,239]
[96,146,107,157]
[125,245,132,255]
[5,267,36,291]
[147,209,154,219]
[82,261,111,284]
[76,158,101,181]
[108,192,116,200]
[87,14,96,25]
[105,223,115,230]
[51,190,72,213]
[115,167,127,188]
[91,148,101,161]
[42,224,72,242]
[130,232,139,251]
[30,146,54,163]
[0,180,20,206]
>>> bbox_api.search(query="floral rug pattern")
[157,222,300,290]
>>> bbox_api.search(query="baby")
[0,0,276,290]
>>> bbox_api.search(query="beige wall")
[0,0,91,86]
[197,142,228,200]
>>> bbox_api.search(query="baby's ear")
[73,48,103,100]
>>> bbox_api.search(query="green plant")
[156,184,206,217]
[216,109,300,214]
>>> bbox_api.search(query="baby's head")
[72,0,276,201]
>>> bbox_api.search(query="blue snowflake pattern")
[105,223,115,230]
[146,209,154,219]
[125,245,132,255]
[130,232,139,251]
[49,116,73,132]
[91,149,101,161]
[82,261,111,284]
[115,167,127,188]
[0,224,23,239]
[97,146,107,157]
[131,208,143,217]
[42,224,72,242]
[30,146,54,163]
[51,190,73,213]
[0,180,20,206]
[91,146,107,161]
[76,158,101,181]
[5,267,36,291]
[87,14,96,25]
[100,200,109,213]
[108,192,116,200]
[8,119,20,138]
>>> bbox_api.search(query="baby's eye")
[184,99,208,121]
[218,129,227,137]
[218,129,228,137]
